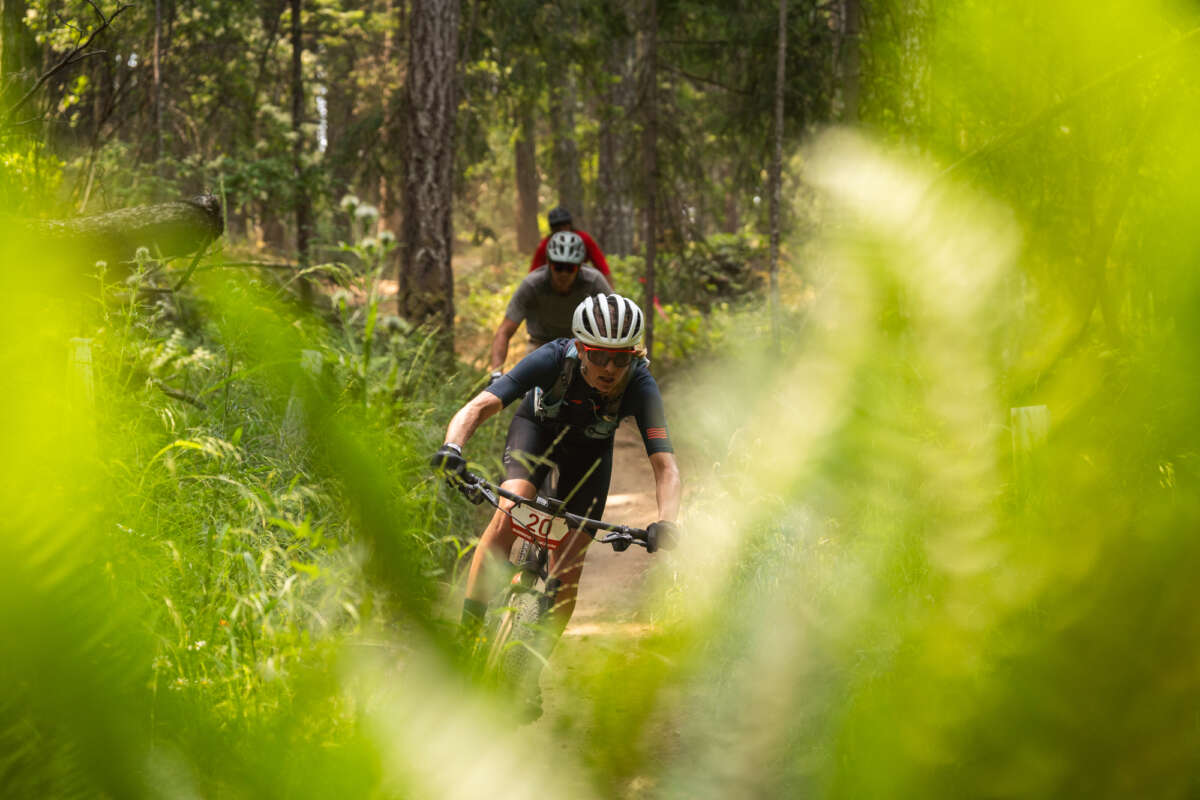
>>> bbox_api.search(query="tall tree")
[769,0,786,352]
[641,0,658,358]
[839,0,861,122]
[0,0,37,116]
[400,0,458,343]
[290,0,312,266]
[152,0,163,169]
[514,104,540,253]
[376,0,401,235]
[595,14,636,256]
[550,69,583,220]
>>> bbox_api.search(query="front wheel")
[486,579,544,689]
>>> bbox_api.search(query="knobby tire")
[486,539,545,703]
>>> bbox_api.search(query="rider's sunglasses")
[550,261,579,273]
[581,345,636,368]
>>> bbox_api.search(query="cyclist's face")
[578,342,633,394]
[549,261,579,294]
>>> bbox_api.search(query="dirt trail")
[529,418,674,760]
[562,418,660,637]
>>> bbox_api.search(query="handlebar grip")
[450,471,485,504]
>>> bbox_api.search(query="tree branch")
[64,49,109,67]
[152,379,209,410]
[659,61,751,95]
[5,3,133,123]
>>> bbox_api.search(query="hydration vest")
[532,341,645,440]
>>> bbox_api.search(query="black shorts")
[503,414,613,520]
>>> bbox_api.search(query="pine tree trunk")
[290,0,312,268]
[550,70,583,222]
[514,105,540,253]
[153,0,163,167]
[641,0,658,358]
[839,0,861,122]
[1,0,37,117]
[377,0,399,236]
[769,0,787,353]
[718,162,738,233]
[400,0,458,345]
[596,27,636,256]
[323,37,357,226]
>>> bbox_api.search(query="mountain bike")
[449,469,652,714]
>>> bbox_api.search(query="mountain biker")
[529,206,613,288]
[432,293,682,705]
[488,229,610,381]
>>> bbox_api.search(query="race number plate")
[511,504,571,550]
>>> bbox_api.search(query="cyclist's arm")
[624,368,678,519]
[494,279,535,371]
[445,390,504,449]
[649,451,681,522]
[490,318,520,371]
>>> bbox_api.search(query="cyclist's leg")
[543,443,614,637]
[462,415,556,609]
[462,481,533,608]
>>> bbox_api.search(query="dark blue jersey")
[486,338,674,455]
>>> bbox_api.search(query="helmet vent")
[571,293,645,349]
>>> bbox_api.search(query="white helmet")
[546,230,586,265]
[572,294,645,348]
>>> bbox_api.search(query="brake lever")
[598,531,648,551]
[449,475,487,505]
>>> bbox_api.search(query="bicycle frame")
[449,469,650,713]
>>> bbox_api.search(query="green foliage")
[11,1,1200,798]
[608,239,769,371]
[659,233,767,310]
[651,302,732,371]
[0,211,509,794]
[455,260,515,367]
[0,141,63,213]
[90,265,451,718]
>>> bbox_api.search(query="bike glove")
[430,443,467,478]
[646,521,680,554]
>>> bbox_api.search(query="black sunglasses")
[582,346,635,368]
[550,261,579,273]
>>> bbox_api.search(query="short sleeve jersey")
[486,339,674,455]
[504,266,610,343]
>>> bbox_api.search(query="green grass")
[8,2,1200,795]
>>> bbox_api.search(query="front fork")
[508,563,561,618]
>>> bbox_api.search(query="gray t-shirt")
[504,265,610,343]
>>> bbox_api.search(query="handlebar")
[450,470,650,550]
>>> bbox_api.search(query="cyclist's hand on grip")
[430,444,467,479]
[646,521,680,554]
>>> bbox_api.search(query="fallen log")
[14,194,223,268]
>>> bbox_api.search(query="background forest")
[5,0,1200,798]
